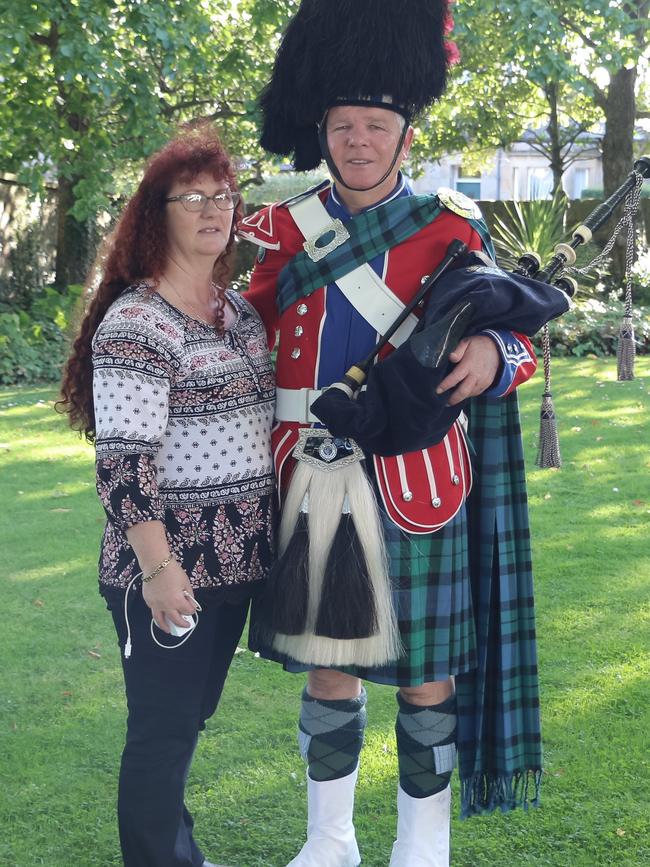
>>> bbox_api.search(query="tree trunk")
[602,67,637,197]
[54,175,96,288]
[545,83,565,195]
[601,66,637,283]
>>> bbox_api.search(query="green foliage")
[416,0,647,188]
[0,208,56,309]
[0,313,44,383]
[245,170,327,207]
[0,284,84,384]
[631,249,650,306]
[0,1,297,217]
[583,186,650,200]
[490,189,568,270]
[542,297,650,357]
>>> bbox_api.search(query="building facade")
[411,141,603,201]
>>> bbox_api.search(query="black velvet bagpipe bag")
[310,258,571,456]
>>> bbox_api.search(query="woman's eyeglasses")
[166,190,241,212]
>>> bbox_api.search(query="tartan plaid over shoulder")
[276,193,493,313]
[456,390,543,817]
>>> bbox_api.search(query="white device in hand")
[165,614,197,637]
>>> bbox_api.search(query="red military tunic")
[241,179,537,532]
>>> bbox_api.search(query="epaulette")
[240,180,332,252]
[436,187,483,221]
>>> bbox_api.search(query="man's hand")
[436,335,500,406]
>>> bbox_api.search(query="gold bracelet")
[142,556,173,583]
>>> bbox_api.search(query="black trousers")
[108,588,250,867]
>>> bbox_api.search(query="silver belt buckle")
[293,428,364,471]
[303,219,350,262]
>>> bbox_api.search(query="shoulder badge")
[240,204,281,251]
[436,187,483,221]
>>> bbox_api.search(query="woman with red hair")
[60,125,275,867]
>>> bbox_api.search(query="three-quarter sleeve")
[92,293,182,531]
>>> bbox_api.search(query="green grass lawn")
[1,358,649,867]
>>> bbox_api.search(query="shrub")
[539,296,650,357]
[630,248,650,306]
[244,170,327,208]
[0,284,85,385]
[0,218,55,310]
[581,184,650,199]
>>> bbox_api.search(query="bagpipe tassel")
[536,391,561,469]
[616,315,636,381]
[536,326,561,469]
[616,170,642,380]
[272,435,402,668]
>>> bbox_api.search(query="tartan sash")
[456,390,543,817]
[276,193,492,315]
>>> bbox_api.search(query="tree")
[2,0,646,290]
[0,0,296,286]
[429,0,650,197]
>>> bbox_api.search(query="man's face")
[325,105,413,194]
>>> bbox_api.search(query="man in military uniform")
[240,2,549,864]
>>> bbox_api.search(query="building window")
[572,167,589,198]
[527,167,553,200]
[512,167,521,201]
[455,167,481,200]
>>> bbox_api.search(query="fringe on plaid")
[460,769,542,819]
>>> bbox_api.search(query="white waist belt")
[275,386,365,424]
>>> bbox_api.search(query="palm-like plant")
[490,188,568,272]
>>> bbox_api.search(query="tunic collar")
[328,173,412,218]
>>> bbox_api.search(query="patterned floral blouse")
[92,284,276,594]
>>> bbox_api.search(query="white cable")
[149,610,200,650]
[123,572,142,659]
[122,576,201,659]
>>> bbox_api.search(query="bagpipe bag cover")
[310,263,570,455]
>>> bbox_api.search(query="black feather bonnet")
[259,0,454,171]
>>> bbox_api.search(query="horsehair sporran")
[273,457,402,668]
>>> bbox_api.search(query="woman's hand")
[142,558,199,633]
[125,520,199,633]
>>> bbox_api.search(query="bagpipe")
[512,156,650,467]
[313,155,650,468]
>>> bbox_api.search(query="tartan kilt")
[248,503,477,686]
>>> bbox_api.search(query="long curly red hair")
[59,123,242,441]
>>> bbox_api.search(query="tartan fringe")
[459,769,542,819]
